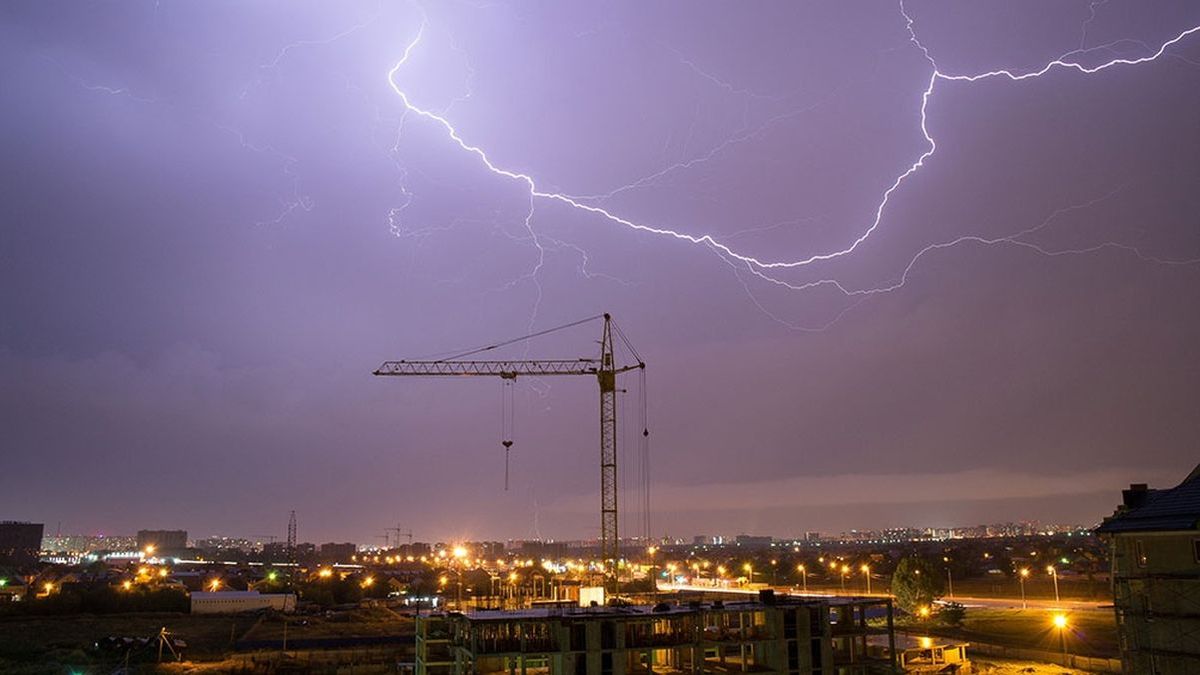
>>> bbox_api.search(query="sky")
[2,1,1200,545]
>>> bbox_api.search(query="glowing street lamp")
[796,564,807,593]
[860,564,871,595]
[1018,568,1030,609]
[1047,565,1060,603]
[840,564,849,593]
[1052,613,1069,665]
[208,579,221,592]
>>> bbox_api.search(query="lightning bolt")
[386,4,1200,328]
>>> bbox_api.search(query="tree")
[891,556,944,614]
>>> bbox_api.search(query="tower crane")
[373,313,645,588]
[386,526,413,548]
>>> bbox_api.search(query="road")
[658,583,1110,612]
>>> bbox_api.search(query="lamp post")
[1018,568,1029,609]
[1053,614,1069,666]
[742,563,754,586]
[1047,565,1060,603]
[943,557,953,599]
[797,564,807,594]
[860,564,871,595]
[840,565,849,593]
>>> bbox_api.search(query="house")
[1096,464,1200,674]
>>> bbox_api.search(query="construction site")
[376,315,901,675]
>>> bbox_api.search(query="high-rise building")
[320,542,357,562]
[1096,464,1200,674]
[0,521,44,567]
[136,529,188,554]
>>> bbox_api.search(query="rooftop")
[1096,463,1200,534]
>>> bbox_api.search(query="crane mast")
[373,313,643,588]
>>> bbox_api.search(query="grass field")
[241,606,412,641]
[0,608,416,674]
[906,608,1118,658]
[0,612,260,674]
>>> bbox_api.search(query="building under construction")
[416,592,897,675]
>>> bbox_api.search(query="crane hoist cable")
[500,378,515,490]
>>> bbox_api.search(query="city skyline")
[3,2,1200,544]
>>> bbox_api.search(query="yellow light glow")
[860,564,869,573]
[318,568,333,578]
[144,545,156,555]
[158,568,168,577]
[44,582,54,593]
[797,564,805,572]
[918,606,931,618]
[362,576,375,587]
[1020,568,1030,578]
[1046,565,1055,574]
[209,580,220,591]
[1053,613,1068,629]
[919,637,933,649]
[453,546,468,559]
[122,581,133,591]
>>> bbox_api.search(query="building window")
[1135,540,1147,567]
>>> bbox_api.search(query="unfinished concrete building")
[415,593,897,675]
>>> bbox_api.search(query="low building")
[416,592,896,675]
[888,635,969,673]
[190,590,296,614]
[0,521,44,567]
[1096,464,1200,674]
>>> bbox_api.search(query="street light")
[1047,565,1060,603]
[742,563,754,585]
[1053,613,1069,666]
[796,564,807,593]
[208,579,220,592]
[943,557,954,599]
[860,564,871,595]
[1018,568,1030,609]
[840,565,849,593]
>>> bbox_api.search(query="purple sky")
[3,1,1200,545]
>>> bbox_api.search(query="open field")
[0,612,259,674]
[0,609,414,674]
[240,606,412,642]
[909,608,1118,658]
